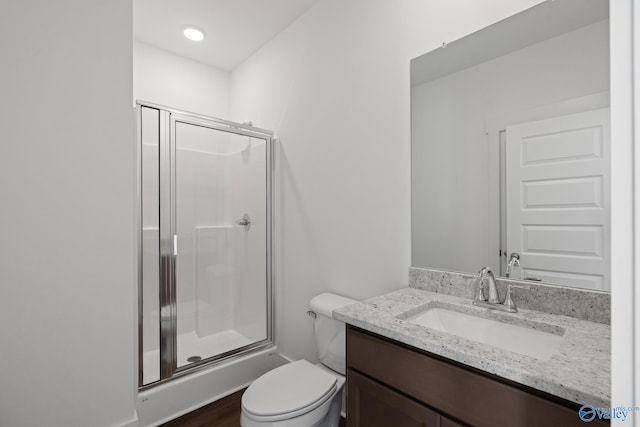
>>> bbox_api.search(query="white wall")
[0,1,137,426]
[134,41,230,118]
[411,20,610,274]
[230,0,544,362]
[610,0,638,423]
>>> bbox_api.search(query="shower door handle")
[173,234,178,256]
[235,213,251,231]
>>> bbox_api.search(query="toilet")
[241,293,357,427]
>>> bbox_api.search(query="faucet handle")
[476,278,488,302]
[502,285,517,312]
[502,284,531,312]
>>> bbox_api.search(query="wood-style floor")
[160,389,346,427]
[161,389,245,427]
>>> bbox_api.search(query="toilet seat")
[242,360,338,422]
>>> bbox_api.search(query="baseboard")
[118,413,139,427]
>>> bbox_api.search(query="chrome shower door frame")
[137,101,275,389]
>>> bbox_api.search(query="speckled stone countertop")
[334,287,610,408]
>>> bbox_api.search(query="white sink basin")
[406,307,564,360]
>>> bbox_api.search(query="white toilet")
[241,293,357,427]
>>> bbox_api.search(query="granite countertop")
[334,287,610,408]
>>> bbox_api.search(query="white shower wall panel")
[176,128,267,344]
[176,143,229,336]
[195,225,234,336]
[229,139,268,343]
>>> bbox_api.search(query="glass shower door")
[172,117,269,370]
[138,102,272,387]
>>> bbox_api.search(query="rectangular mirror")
[410,0,610,291]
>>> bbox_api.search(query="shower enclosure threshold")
[143,329,253,384]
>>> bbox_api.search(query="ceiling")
[411,0,609,87]
[133,0,320,72]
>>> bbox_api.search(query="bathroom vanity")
[335,284,611,427]
[346,326,606,427]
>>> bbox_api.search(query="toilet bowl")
[241,293,356,427]
[240,360,345,427]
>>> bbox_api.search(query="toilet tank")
[309,293,357,375]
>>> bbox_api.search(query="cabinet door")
[347,369,440,427]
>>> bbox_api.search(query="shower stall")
[137,101,273,387]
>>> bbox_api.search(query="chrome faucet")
[479,266,500,303]
[473,266,519,313]
[505,253,521,279]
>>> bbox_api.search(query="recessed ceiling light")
[183,26,205,42]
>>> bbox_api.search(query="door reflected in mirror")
[410,0,610,291]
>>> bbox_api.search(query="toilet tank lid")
[309,293,357,318]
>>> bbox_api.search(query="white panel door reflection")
[506,109,610,291]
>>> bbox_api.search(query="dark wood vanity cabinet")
[346,326,608,427]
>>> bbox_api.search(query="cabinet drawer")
[347,326,607,427]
